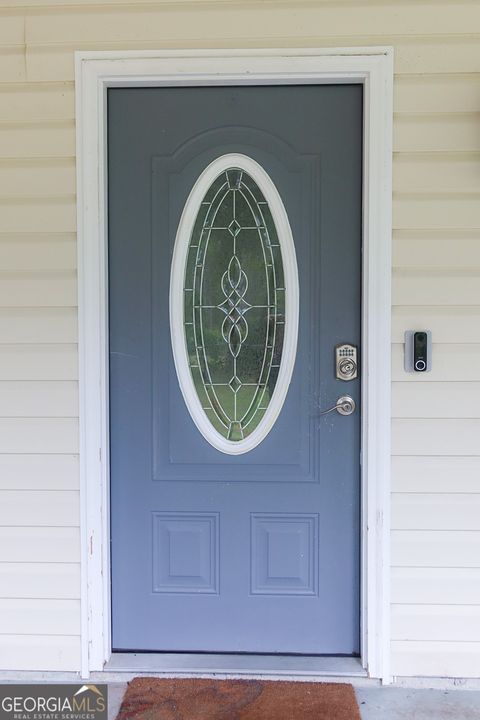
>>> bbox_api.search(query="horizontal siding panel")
[0,308,77,343]
[392,640,480,678]
[0,490,79,527]
[0,0,476,24]
[0,235,76,271]
[0,634,80,672]
[0,598,80,635]
[392,381,480,418]
[392,530,480,568]
[3,0,221,5]
[0,14,23,45]
[0,418,78,453]
[0,527,79,561]
[0,84,74,123]
[0,0,475,25]
[392,344,480,382]
[0,46,25,82]
[0,123,74,159]
[392,493,480,531]
[393,269,480,306]
[394,194,480,230]
[24,5,480,44]
[392,605,480,643]
[394,113,480,153]
[395,75,480,114]
[26,45,73,83]
[22,6,271,43]
[0,161,76,198]
[393,307,480,344]
[6,0,288,5]
[392,418,480,456]
[394,156,480,195]
[0,344,77,380]
[0,562,80,599]
[5,0,476,6]
[393,231,480,267]
[392,567,480,605]
[0,198,75,233]
[0,381,77,417]
[0,453,78,490]
[394,37,480,75]
[392,456,480,493]
[0,271,76,307]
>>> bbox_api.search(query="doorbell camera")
[404,331,432,373]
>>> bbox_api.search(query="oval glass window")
[170,154,299,454]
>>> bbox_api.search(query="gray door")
[109,85,362,654]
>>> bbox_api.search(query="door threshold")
[105,653,366,678]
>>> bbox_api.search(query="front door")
[109,84,362,654]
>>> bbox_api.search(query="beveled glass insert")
[183,167,286,442]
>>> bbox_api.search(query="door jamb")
[75,47,393,681]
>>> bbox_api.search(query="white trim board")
[75,47,393,681]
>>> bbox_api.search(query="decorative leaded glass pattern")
[183,167,285,442]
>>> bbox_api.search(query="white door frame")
[75,48,393,680]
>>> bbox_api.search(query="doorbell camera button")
[414,359,426,371]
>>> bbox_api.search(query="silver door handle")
[319,395,356,417]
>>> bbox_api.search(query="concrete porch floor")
[108,682,480,719]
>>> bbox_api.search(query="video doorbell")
[404,331,432,373]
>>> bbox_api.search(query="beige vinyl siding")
[0,527,79,560]
[0,52,79,674]
[391,29,480,674]
[0,344,77,380]
[0,0,478,678]
[0,636,80,673]
[392,530,480,567]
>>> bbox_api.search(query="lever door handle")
[319,395,356,417]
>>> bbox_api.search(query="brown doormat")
[115,677,361,720]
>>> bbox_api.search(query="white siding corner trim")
[75,48,393,680]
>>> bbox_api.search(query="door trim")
[75,47,393,680]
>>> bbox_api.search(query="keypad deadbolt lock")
[335,344,358,381]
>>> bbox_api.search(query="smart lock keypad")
[335,344,358,381]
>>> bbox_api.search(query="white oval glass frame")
[170,153,299,455]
